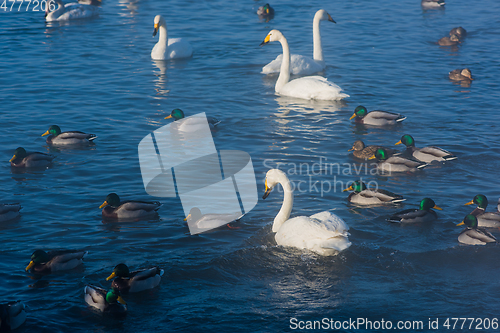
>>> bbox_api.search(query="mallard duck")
[42,125,97,145]
[349,106,406,126]
[9,147,55,168]
[99,193,162,220]
[387,198,442,223]
[343,180,405,205]
[464,194,500,227]
[262,169,351,256]
[449,68,473,81]
[457,214,497,245]
[106,263,164,293]
[165,109,220,131]
[257,3,274,17]
[84,285,127,313]
[25,249,87,273]
[438,34,460,46]
[421,0,445,7]
[348,140,379,160]
[395,134,457,163]
[449,27,466,39]
[0,301,26,331]
[0,204,22,223]
[369,148,427,173]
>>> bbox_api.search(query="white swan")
[151,15,193,60]
[261,9,335,75]
[262,169,351,256]
[260,30,348,101]
[45,0,99,22]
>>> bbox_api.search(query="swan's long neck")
[272,175,293,233]
[312,15,324,62]
[158,23,168,47]
[47,0,64,19]
[275,36,291,92]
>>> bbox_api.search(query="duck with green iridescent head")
[84,285,127,313]
[0,301,26,331]
[457,214,497,245]
[0,203,22,223]
[343,180,405,206]
[25,249,87,274]
[99,193,162,221]
[42,125,97,145]
[395,134,457,163]
[369,148,426,173]
[387,198,442,223]
[9,147,55,168]
[257,3,274,18]
[106,263,164,293]
[165,108,221,131]
[464,194,500,228]
[349,106,406,126]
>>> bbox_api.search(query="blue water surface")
[1,0,500,331]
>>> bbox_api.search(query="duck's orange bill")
[349,114,356,120]
[106,272,116,281]
[395,140,402,145]
[25,261,35,271]
[343,185,353,192]
[164,115,173,119]
[464,200,474,206]
[433,205,443,211]
[457,221,465,226]
[41,131,50,137]
[99,201,109,209]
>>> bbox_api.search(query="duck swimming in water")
[457,214,497,245]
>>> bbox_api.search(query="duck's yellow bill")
[368,155,376,160]
[433,205,443,211]
[457,221,465,226]
[395,140,402,145]
[41,131,50,137]
[464,200,474,206]
[164,115,173,119]
[348,148,354,152]
[25,261,35,271]
[343,185,353,192]
[184,213,191,221]
[99,201,109,209]
[349,114,356,120]
[106,272,116,281]
[9,155,16,162]
[117,296,127,305]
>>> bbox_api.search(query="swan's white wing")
[262,54,324,75]
[275,212,351,256]
[278,76,349,101]
[167,38,193,59]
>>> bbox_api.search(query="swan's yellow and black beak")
[328,14,336,23]
[433,205,443,211]
[106,272,116,281]
[349,113,356,120]
[395,140,402,145]
[184,213,191,221]
[9,155,16,163]
[457,220,465,226]
[165,114,173,119]
[153,23,159,37]
[260,34,271,47]
[99,201,109,209]
[42,130,50,137]
[117,296,127,305]
[262,179,272,199]
[464,200,474,206]
[343,185,353,192]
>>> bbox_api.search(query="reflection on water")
[152,60,170,97]
[117,0,139,16]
